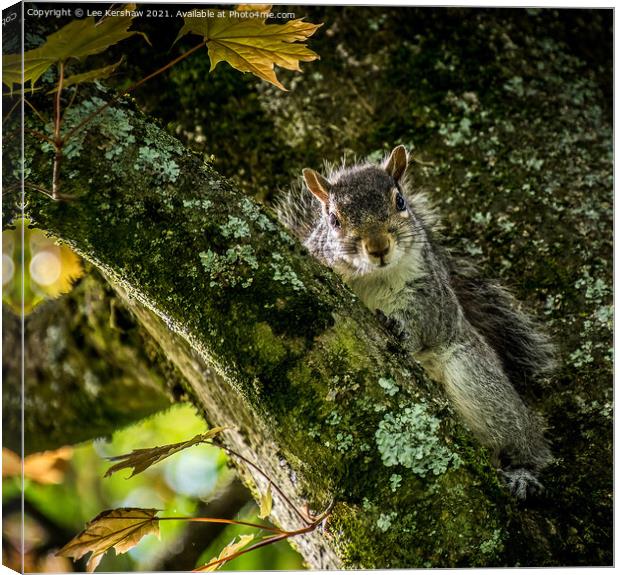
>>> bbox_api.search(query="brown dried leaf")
[3,447,73,484]
[104,427,227,478]
[56,508,160,572]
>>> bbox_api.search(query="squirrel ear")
[384,145,409,182]
[302,168,331,205]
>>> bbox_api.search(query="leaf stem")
[23,182,55,199]
[158,516,283,533]
[194,533,289,572]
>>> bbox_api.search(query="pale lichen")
[271,253,305,291]
[375,403,462,477]
[198,245,258,288]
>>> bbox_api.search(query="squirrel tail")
[450,259,557,390]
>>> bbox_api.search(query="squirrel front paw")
[376,310,409,342]
[499,468,544,500]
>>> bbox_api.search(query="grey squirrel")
[277,145,556,499]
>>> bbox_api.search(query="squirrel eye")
[395,191,407,212]
[329,213,341,229]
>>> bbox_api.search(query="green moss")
[182,198,212,210]
[21,10,613,563]
[389,473,402,492]
[480,529,505,555]
[43,95,136,165]
[252,322,288,365]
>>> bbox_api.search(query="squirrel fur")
[276,146,556,499]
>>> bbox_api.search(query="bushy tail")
[450,259,557,390]
[273,184,320,243]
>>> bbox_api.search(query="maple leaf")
[56,508,160,572]
[235,4,273,13]
[175,14,321,90]
[104,427,227,478]
[3,4,146,89]
[48,58,125,93]
[199,534,255,571]
[258,484,273,519]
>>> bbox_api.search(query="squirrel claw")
[376,309,409,341]
[499,468,544,500]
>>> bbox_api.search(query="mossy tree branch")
[6,91,528,569]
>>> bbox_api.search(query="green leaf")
[175,14,321,90]
[47,58,125,93]
[2,4,147,89]
[2,54,51,91]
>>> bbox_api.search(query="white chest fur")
[345,250,424,314]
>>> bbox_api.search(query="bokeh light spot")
[29,251,62,286]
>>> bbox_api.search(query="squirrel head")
[302,145,418,273]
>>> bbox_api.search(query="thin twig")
[62,85,79,122]
[63,41,205,143]
[24,182,55,198]
[52,60,65,200]
[2,97,21,124]
[192,500,335,572]
[25,128,55,146]
[24,98,48,124]
[194,533,290,572]
[215,443,313,526]
[24,181,75,201]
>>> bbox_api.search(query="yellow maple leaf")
[176,15,321,90]
[56,508,160,572]
[236,4,273,13]
[2,4,146,89]
[258,484,273,519]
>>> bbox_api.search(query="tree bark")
[9,92,521,569]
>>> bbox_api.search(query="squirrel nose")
[364,235,391,259]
